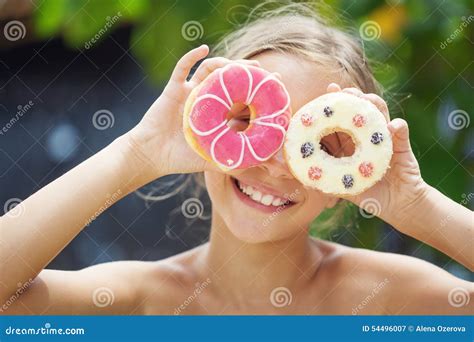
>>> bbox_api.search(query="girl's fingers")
[327,83,342,93]
[235,59,260,66]
[388,118,411,153]
[340,87,391,122]
[342,87,364,97]
[170,45,209,83]
[190,57,260,84]
[190,57,231,84]
[361,93,390,122]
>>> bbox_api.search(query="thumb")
[388,118,411,153]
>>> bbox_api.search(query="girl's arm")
[0,134,151,312]
[0,46,258,313]
[388,184,473,271]
[326,84,473,271]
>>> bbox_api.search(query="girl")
[1,3,472,315]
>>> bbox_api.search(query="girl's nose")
[259,148,293,179]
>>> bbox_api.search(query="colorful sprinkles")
[323,106,333,117]
[300,142,315,158]
[301,113,314,126]
[352,114,366,127]
[342,174,354,189]
[371,132,384,144]
[308,166,322,180]
[358,162,374,178]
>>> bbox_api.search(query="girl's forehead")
[252,52,342,112]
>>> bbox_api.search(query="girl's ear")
[325,196,340,209]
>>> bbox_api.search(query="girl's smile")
[231,175,297,213]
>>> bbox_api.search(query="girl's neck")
[201,212,323,300]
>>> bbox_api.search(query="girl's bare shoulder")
[312,239,472,314]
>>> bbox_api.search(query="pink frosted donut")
[183,63,291,170]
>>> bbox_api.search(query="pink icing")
[188,64,291,169]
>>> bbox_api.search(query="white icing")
[187,94,230,136]
[210,127,245,170]
[188,64,289,169]
[251,77,291,123]
[284,92,392,195]
[243,121,286,162]
[219,68,233,108]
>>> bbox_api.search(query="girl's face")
[204,52,345,243]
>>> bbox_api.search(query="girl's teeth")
[237,180,289,207]
[251,190,262,202]
[261,194,273,206]
[272,198,282,206]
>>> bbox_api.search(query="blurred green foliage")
[32,0,473,267]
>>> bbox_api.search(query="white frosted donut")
[284,92,393,195]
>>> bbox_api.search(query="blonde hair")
[212,1,381,95]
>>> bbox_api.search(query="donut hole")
[320,131,356,158]
[226,102,252,132]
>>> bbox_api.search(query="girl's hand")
[325,83,428,229]
[125,45,259,181]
